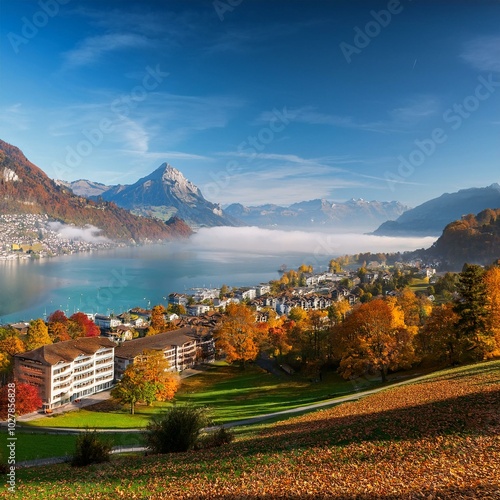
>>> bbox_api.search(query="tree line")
[214,263,500,381]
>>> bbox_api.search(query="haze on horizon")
[1,0,499,210]
[185,226,438,259]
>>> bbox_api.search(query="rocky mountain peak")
[155,163,202,199]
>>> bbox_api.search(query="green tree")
[453,264,495,359]
[25,319,52,351]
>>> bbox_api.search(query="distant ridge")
[373,183,500,236]
[225,198,409,232]
[0,140,192,242]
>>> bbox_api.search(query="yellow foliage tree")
[25,319,52,351]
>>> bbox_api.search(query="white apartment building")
[114,326,211,378]
[14,337,115,410]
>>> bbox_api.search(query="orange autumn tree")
[150,305,167,332]
[484,265,500,356]
[418,303,461,365]
[112,351,180,414]
[335,298,416,382]
[141,350,180,401]
[214,303,259,367]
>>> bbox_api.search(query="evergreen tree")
[453,264,495,359]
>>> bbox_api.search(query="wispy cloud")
[62,33,152,69]
[389,97,440,123]
[0,103,32,131]
[256,105,437,135]
[461,36,500,73]
[206,20,319,54]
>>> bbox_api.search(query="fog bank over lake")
[187,226,437,256]
[0,228,436,323]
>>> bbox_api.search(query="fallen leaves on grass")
[4,362,499,499]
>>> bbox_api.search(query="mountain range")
[225,199,409,231]
[374,184,500,236]
[64,170,410,232]
[0,140,191,242]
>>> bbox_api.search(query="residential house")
[14,337,115,410]
[256,284,271,296]
[187,304,211,316]
[234,287,257,301]
[94,314,121,330]
[168,293,189,307]
[9,322,29,334]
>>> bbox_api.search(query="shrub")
[196,426,234,450]
[145,404,211,454]
[0,454,7,474]
[71,429,111,467]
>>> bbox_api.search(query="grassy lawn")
[22,362,386,430]
[408,277,429,293]
[175,363,382,423]
[0,431,144,462]
[5,360,499,499]
[22,407,157,429]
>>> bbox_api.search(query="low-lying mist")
[48,222,110,243]
[187,226,437,257]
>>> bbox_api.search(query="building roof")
[15,337,116,366]
[114,326,199,360]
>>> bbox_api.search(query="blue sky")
[0,0,499,208]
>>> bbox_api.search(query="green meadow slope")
[4,360,500,499]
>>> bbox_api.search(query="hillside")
[11,360,500,499]
[426,208,500,269]
[0,140,191,242]
[374,183,500,236]
[226,198,409,232]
